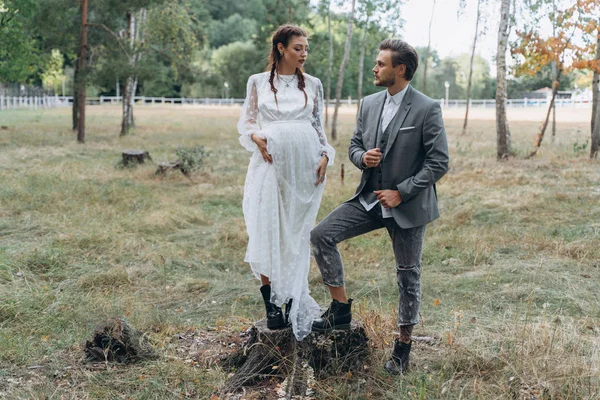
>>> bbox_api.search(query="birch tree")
[318,0,334,129]
[331,0,356,141]
[89,0,199,136]
[461,0,484,135]
[496,0,511,159]
[356,15,369,115]
[355,0,400,114]
[422,0,436,96]
[120,7,147,136]
[591,18,600,158]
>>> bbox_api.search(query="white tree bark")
[325,0,333,129]
[462,0,482,136]
[496,0,511,159]
[331,0,356,140]
[121,8,146,136]
[423,0,436,96]
[591,19,600,159]
[356,16,369,115]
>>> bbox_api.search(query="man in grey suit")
[310,39,449,374]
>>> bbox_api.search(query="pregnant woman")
[238,25,335,340]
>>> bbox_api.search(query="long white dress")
[238,72,336,340]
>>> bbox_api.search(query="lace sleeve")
[311,78,335,166]
[237,75,262,152]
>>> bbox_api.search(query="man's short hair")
[379,39,419,81]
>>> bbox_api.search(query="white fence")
[0,95,65,111]
[440,98,592,108]
[1,95,593,111]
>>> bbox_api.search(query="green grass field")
[1,105,599,399]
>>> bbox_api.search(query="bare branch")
[87,23,130,56]
[0,9,17,29]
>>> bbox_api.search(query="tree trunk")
[593,95,600,159]
[551,0,557,143]
[462,0,481,136]
[120,8,146,137]
[72,59,79,131]
[591,19,600,159]
[77,0,88,144]
[496,0,511,160]
[331,0,356,141]
[325,0,333,129]
[121,76,137,136]
[356,17,369,115]
[423,0,437,95]
[527,69,562,158]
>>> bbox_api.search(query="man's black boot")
[260,285,286,330]
[311,299,352,333]
[384,339,411,375]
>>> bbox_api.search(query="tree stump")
[120,150,152,167]
[221,319,369,396]
[84,318,156,363]
[155,161,183,176]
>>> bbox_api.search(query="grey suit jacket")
[348,85,449,229]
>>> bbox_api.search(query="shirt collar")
[386,84,409,106]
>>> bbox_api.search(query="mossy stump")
[120,150,152,167]
[84,318,155,363]
[221,319,369,396]
[155,161,184,176]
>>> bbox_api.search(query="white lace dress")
[238,72,335,340]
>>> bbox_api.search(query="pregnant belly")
[262,121,321,186]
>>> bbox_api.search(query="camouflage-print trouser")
[310,197,426,326]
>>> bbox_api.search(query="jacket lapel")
[383,85,413,160]
[367,91,386,150]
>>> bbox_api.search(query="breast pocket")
[395,127,420,148]
[398,126,416,134]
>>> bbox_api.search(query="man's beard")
[375,75,395,87]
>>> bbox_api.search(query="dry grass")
[0,104,599,399]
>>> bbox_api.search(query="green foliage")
[40,49,65,93]
[0,0,41,82]
[0,21,40,82]
[175,145,207,174]
[572,140,588,154]
[5,0,577,101]
[146,1,201,78]
[211,41,265,98]
[208,14,258,48]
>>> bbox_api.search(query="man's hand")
[362,148,382,168]
[374,190,402,208]
[251,133,272,163]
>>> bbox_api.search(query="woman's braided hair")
[267,25,308,108]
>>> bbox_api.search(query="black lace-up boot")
[311,298,352,333]
[384,339,411,375]
[260,285,286,330]
[284,299,293,326]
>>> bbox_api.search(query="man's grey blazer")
[348,85,450,229]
